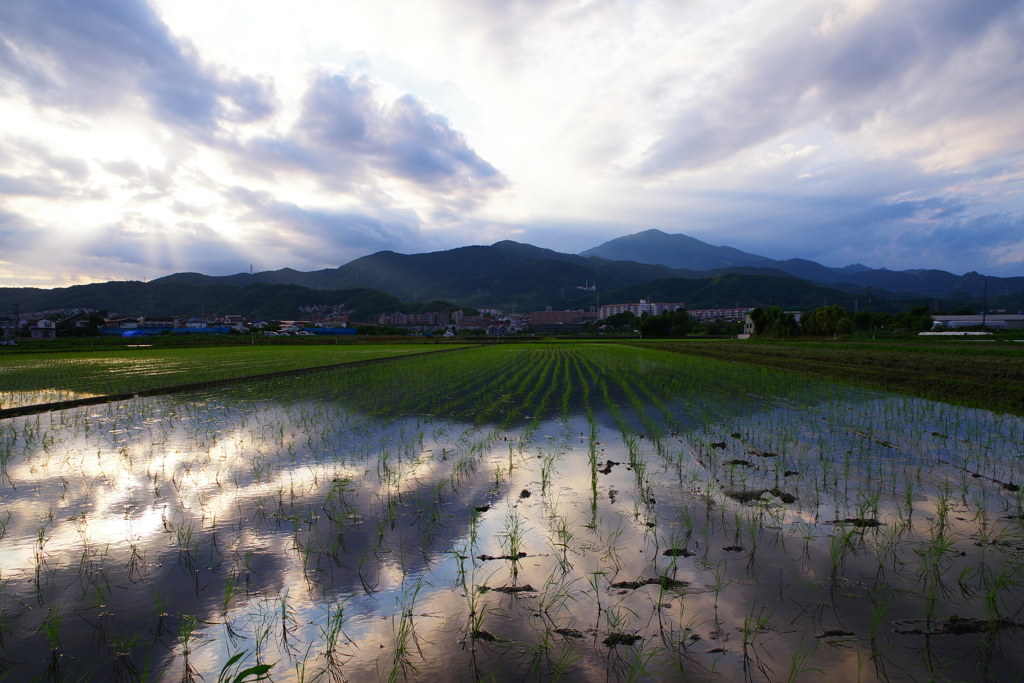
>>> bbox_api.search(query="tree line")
[598,303,943,338]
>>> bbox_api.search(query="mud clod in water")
[710,441,728,449]
[519,489,531,499]
[663,548,696,557]
[480,584,535,593]
[892,616,1023,636]
[597,460,620,474]
[722,545,745,552]
[728,459,754,467]
[474,504,491,513]
[784,470,799,477]
[815,629,856,638]
[603,633,642,647]
[826,518,882,528]
[477,552,527,561]
[472,629,498,642]
[726,488,796,504]
[554,628,586,638]
[610,577,689,590]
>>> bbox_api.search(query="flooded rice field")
[0,344,445,410]
[0,343,1022,682]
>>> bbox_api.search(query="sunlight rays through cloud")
[0,0,1022,284]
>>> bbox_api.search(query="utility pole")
[865,286,871,314]
[983,279,987,329]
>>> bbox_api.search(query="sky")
[1,0,1023,288]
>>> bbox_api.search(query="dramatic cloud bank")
[0,0,1022,286]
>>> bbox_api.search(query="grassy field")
[0,334,446,354]
[645,338,1024,415]
[0,343,468,409]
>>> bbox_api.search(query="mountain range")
[581,229,1021,295]
[155,229,1024,302]
[1,230,1022,320]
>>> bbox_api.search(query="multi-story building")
[221,315,248,331]
[322,315,349,327]
[103,317,140,330]
[0,317,18,337]
[449,316,519,335]
[138,316,180,329]
[688,307,754,324]
[451,310,482,325]
[598,300,685,318]
[28,318,57,340]
[378,311,447,329]
[529,309,599,325]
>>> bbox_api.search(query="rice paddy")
[0,344,458,410]
[0,343,1022,681]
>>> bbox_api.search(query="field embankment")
[646,339,1024,415]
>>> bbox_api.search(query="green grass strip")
[645,340,1024,416]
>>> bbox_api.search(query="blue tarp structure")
[307,328,357,335]
[103,327,235,336]
[121,330,150,338]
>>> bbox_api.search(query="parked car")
[263,331,279,336]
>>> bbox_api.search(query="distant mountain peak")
[580,230,774,272]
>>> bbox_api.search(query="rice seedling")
[177,614,211,683]
[215,649,274,683]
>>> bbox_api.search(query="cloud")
[227,187,444,266]
[0,0,274,133]
[0,208,34,250]
[639,0,1024,173]
[705,186,1024,274]
[240,72,506,201]
[0,173,70,198]
[0,137,95,197]
[1,0,1021,287]
[0,3,510,282]
[79,213,245,274]
[893,211,1024,262]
